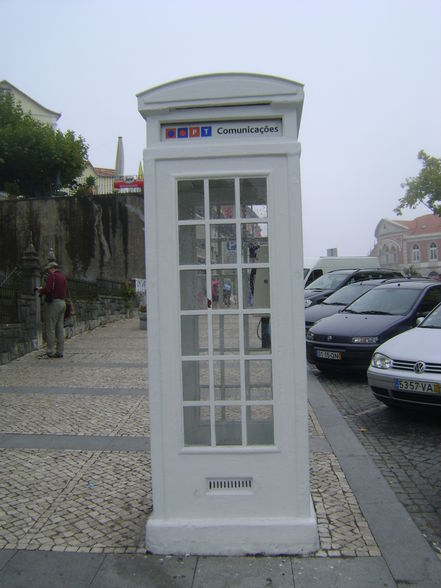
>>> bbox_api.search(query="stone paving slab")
[0,446,377,557]
[0,550,105,588]
[193,555,294,587]
[0,394,149,437]
[308,405,324,438]
[0,386,147,396]
[0,319,379,560]
[310,453,379,557]
[0,449,151,553]
[90,554,197,588]
[292,557,397,588]
[0,433,149,451]
[0,363,148,388]
[0,321,148,389]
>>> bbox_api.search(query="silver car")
[367,302,441,408]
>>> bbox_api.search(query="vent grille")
[207,477,253,492]
[392,359,441,373]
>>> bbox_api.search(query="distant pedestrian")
[38,262,67,358]
[223,279,232,306]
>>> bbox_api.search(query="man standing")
[38,261,67,358]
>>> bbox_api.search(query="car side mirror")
[416,316,425,326]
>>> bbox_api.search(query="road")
[311,366,441,559]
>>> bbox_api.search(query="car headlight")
[304,299,313,308]
[370,352,392,369]
[351,336,379,344]
[306,330,315,341]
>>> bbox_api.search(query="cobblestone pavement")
[312,367,441,559]
[0,319,379,556]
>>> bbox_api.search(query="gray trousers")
[45,299,66,355]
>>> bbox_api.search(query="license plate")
[394,379,440,394]
[316,349,342,360]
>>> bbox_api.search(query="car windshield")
[303,268,309,278]
[322,283,374,306]
[420,303,441,328]
[305,272,352,291]
[345,287,421,316]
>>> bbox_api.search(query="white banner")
[162,120,282,141]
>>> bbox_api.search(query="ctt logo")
[165,126,212,139]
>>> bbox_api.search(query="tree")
[0,92,89,197]
[395,150,441,216]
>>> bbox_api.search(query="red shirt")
[41,270,67,300]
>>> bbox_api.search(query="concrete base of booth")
[146,505,319,556]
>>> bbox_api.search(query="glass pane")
[241,223,268,263]
[210,224,237,264]
[178,180,204,220]
[244,314,271,353]
[181,315,208,355]
[242,268,270,309]
[245,360,273,400]
[211,269,238,309]
[209,179,235,219]
[180,270,207,310]
[240,178,267,218]
[213,315,240,354]
[215,406,242,445]
[214,360,241,401]
[182,360,209,400]
[184,406,211,446]
[179,225,206,265]
[247,406,274,445]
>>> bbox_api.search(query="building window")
[429,242,438,261]
[391,246,397,264]
[381,245,389,265]
[412,244,420,263]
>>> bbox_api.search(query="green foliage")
[0,92,89,197]
[395,150,441,216]
[3,181,20,196]
[122,281,136,299]
[71,175,96,197]
[121,281,137,310]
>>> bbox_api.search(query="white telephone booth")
[137,73,318,555]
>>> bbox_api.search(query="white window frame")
[429,242,438,261]
[390,246,397,264]
[178,175,274,449]
[412,244,420,263]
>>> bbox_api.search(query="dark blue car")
[306,280,441,372]
[304,279,387,331]
[304,268,402,308]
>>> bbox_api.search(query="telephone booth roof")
[137,72,304,126]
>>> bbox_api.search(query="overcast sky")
[2,0,440,257]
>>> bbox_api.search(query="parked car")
[304,268,402,308]
[367,302,441,408]
[304,279,387,331]
[306,280,441,372]
[303,256,380,287]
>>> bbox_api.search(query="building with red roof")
[373,213,441,277]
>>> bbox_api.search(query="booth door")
[177,174,274,448]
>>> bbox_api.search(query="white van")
[304,256,380,287]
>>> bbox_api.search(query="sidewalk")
[0,317,440,587]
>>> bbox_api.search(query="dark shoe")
[54,352,64,358]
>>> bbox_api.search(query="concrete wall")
[0,194,146,283]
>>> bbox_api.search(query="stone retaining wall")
[0,194,146,284]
